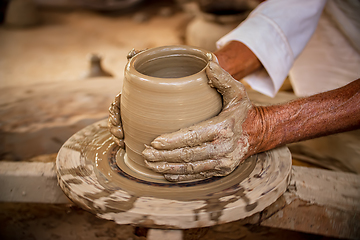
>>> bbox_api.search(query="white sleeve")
[217,0,327,97]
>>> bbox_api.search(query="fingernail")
[143,146,163,162]
[142,148,151,158]
[206,53,213,61]
[208,79,214,88]
[165,174,180,182]
[144,144,152,149]
[151,139,166,149]
[208,61,216,70]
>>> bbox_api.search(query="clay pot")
[121,45,222,179]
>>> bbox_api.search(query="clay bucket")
[121,45,222,180]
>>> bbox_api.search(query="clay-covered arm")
[244,78,360,154]
[215,40,262,81]
[143,61,360,182]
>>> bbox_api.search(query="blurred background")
[0,1,338,240]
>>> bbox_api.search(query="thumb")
[206,61,248,110]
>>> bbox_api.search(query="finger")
[144,156,237,175]
[110,93,121,109]
[163,163,237,182]
[109,94,121,125]
[109,124,123,140]
[145,159,223,174]
[206,61,248,109]
[164,171,219,182]
[112,136,124,149]
[109,112,119,126]
[143,139,234,163]
[150,117,233,150]
[108,92,124,140]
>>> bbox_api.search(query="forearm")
[244,78,360,153]
[214,41,262,80]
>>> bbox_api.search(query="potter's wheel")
[56,119,292,229]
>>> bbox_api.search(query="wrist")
[241,105,263,155]
[242,105,278,155]
[214,41,262,80]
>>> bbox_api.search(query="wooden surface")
[261,166,360,239]
[1,160,359,239]
[0,161,70,204]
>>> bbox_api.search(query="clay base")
[121,152,167,182]
[56,120,292,229]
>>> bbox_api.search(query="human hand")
[215,41,262,81]
[108,93,124,148]
[142,61,255,182]
[108,48,147,147]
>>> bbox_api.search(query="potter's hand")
[108,48,151,148]
[142,62,254,182]
[215,41,262,81]
[108,93,124,148]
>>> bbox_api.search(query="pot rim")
[125,45,216,87]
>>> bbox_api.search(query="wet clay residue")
[56,119,292,229]
[83,189,138,214]
[59,165,92,178]
[194,186,258,222]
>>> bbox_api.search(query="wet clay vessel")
[121,45,222,180]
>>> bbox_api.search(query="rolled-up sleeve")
[217,0,326,97]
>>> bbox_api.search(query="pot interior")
[135,52,208,79]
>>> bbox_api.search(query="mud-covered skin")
[142,69,360,182]
[126,48,146,60]
[109,44,360,182]
[214,40,360,156]
[143,62,253,181]
[108,93,124,148]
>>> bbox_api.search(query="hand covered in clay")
[108,93,124,148]
[142,61,255,182]
[109,49,147,148]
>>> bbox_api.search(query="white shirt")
[217,0,360,97]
